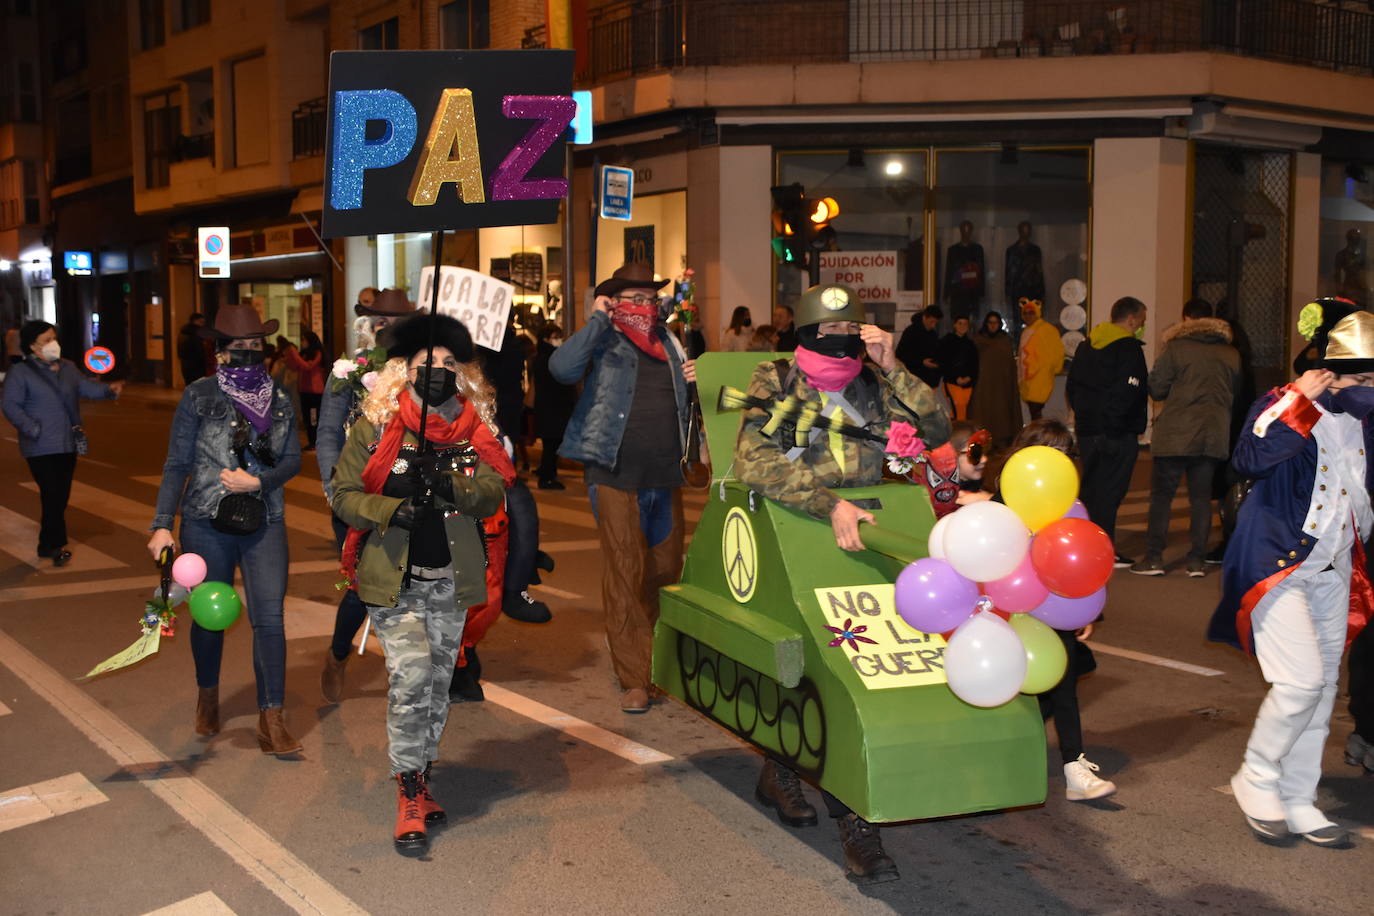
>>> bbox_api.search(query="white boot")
[1064,755,1117,801]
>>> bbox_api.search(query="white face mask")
[39,340,61,362]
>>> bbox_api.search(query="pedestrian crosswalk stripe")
[0,631,367,916]
[0,699,10,716]
[539,538,601,552]
[482,683,673,766]
[1084,641,1226,677]
[129,477,335,539]
[0,504,127,574]
[530,583,583,600]
[0,560,343,605]
[0,772,108,834]
[140,891,236,916]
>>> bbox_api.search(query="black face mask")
[798,325,864,359]
[413,365,458,405]
[225,348,265,367]
[742,318,752,328]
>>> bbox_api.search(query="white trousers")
[1231,568,1348,833]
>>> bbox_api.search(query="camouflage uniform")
[735,360,950,517]
[367,572,466,774]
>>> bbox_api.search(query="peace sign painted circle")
[721,507,758,603]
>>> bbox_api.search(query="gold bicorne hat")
[1321,310,1374,374]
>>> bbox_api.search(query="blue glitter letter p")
[330,90,419,210]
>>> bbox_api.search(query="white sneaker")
[1064,755,1117,801]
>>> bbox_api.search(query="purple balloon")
[895,558,981,634]
[1029,586,1107,630]
[1065,500,1090,521]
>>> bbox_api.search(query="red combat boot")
[393,772,428,856]
[417,762,447,826]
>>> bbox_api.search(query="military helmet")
[793,283,865,329]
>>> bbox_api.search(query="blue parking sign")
[600,166,633,221]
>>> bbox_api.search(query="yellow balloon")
[1001,446,1079,532]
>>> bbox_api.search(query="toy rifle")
[681,381,711,488]
[717,385,889,449]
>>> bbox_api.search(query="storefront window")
[1319,160,1373,308]
[238,278,324,345]
[595,189,687,297]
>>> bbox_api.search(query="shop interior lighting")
[0,260,9,271]
[884,160,903,176]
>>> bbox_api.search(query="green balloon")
[188,581,242,631]
[1010,613,1068,695]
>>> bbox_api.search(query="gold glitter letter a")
[407,89,486,206]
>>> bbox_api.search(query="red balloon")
[1030,518,1114,598]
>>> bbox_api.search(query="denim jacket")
[315,371,358,502]
[548,310,690,469]
[150,376,302,531]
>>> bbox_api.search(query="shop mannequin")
[1005,221,1046,307]
[943,220,985,321]
[1335,228,1368,306]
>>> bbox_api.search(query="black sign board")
[624,225,655,268]
[322,50,574,238]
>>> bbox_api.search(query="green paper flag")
[81,629,161,680]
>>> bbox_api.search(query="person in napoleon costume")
[1208,300,1374,849]
[146,303,303,754]
[330,312,512,855]
[317,288,416,703]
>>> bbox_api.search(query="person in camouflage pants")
[736,283,949,886]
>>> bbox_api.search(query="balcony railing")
[586,0,1374,83]
[292,97,326,160]
[523,24,548,49]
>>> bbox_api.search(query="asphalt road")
[1,385,1371,916]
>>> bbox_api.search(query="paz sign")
[322,50,574,238]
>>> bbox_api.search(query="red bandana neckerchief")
[610,303,667,361]
[340,394,515,590]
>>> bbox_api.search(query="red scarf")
[611,303,667,361]
[340,395,515,590]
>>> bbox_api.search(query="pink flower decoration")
[360,371,378,391]
[356,355,368,365]
[885,421,925,459]
[824,618,878,653]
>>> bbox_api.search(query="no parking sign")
[84,346,115,374]
[198,227,230,278]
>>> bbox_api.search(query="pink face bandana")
[794,345,863,392]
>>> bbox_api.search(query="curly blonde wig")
[360,356,499,435]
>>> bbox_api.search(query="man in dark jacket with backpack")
[1067,296,1148,566]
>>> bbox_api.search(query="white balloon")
[151,583,190,607]
[943,500,1031,583]
[944,611,1028,708]
[927,513,953,560]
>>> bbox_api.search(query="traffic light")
[771,183,840,281]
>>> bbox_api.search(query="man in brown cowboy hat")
[548,262,698,713]
[317,287,416,702]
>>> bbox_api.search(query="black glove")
[410,452,454,502]
[389,500,421,531]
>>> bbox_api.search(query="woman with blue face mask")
[2,320,123,565]
[145,304,302,755]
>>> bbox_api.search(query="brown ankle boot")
[755,759,818,827]
[394,772,428,856]
[195,687,220,736]
[838,813,899,885]
[321,650,349,704]
[417,762,446,825]
[256,707,303,756]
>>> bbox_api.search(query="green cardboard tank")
[653,353,1047,824]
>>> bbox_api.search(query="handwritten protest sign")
[812,584,948,690]
[418,265,514,351]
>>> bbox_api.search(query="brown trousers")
[594,486,684,689]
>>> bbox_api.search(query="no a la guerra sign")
[322,50,574,238]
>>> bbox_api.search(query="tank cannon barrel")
[857,524,925,567]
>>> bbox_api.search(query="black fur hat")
[386,312,475,363]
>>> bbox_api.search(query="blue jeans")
[181,518,289,708]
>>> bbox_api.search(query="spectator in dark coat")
[896,305,944,389]
[1131,300,1239,577]
[533,323,577,490]
[968,311,1020,446]
[1067,296,1149,566]
[176,313,211,385]
[938,315,979,420]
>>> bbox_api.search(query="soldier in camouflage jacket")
[735,283,949,885]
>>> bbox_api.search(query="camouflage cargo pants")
[367,572,467,774]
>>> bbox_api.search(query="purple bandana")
[216,365,274,434]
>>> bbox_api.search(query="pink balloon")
[172,552,208,589]
[1065,500,1089,520]
[1029,586,1107,630]
[895,558,981,635]
[983,551,1050,613]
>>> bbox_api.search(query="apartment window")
[13,0,33,14]
[140,0,166,50]
[143,90,178,188]
[358,16,399,50]
[16,60,37,121]
[54,92,92,186]
[0,159,39,229]
[175,0,210,32]
[440,0,490,50]
[232,55,268,167]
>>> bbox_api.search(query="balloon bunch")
[172,553,243,632]
[893,446,1113,708]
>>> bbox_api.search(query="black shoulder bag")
[211,416,274,536]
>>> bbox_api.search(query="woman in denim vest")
[146,304,302,755]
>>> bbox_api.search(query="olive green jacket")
[735,360,949,520]
[331,415,506,609]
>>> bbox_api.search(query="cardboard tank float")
[651,352,1048,824]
